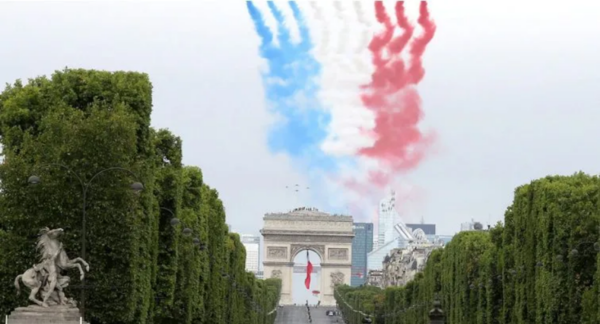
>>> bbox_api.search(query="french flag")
[305,250,313,289]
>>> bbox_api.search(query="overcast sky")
[1,0,599,239]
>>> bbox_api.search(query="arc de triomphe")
[261,208,354,306]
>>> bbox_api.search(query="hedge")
[0,68,281,324]
[335,173,600,324]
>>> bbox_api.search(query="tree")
[151,129,184,323]
[0,69,281,324]
[335,173,600,324]
[0,69,156,323]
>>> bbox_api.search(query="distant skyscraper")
[351,223,374,287]
[240,234,260,274]
[378,191,397,246]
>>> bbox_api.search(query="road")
[274,305,341,324]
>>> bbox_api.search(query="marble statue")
[14,227,90,308]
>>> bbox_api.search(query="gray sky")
[1,0,599,239]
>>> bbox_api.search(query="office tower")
[351,223,374,286]
[240,234,261,274]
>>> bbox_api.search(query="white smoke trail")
[309,1,322,19]
[318,1,375,158]
[333,1,349,55]
[308,1,329,56]
[353,1,371,54]
[353,1,372,74]
[304,1,392,218]
[332,1,353,80]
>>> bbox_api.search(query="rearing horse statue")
[14,227,90,307]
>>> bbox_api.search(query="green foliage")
[204,186,227,323]
[0,69,280,324]
[152,130,184,323]
[335,173,600,324]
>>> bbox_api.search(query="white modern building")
[368,219,415,270]
[460,221,474,231]
[435,235,454,245]
[240,234,261,274]
[377,190,398,247]
[368,238,403,270]
[368,221,453,271]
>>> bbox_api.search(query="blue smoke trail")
[247,1,333,170]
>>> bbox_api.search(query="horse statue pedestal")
[11,227,91,324]
[7,305,89,324]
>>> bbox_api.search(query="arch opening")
[292,249,322,305]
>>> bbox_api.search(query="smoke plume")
[358,1,437,188]
[246,1,332,168]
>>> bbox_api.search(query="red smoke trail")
[366,1,396,93]
[407,2,437,85]
[358,1,436,188]
[390,2,414,54]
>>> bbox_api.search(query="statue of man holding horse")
[14,227,90,308]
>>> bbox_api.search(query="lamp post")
[554,240,600,265]
[28,164,144,320]
[164,206,205,320]
[163,207,203,250]
[429,294,445,324]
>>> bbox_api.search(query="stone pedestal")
[7,305,88,324]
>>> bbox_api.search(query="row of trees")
[0,69,281,324]
[335,173,600,324]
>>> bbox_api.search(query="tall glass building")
[351,223,374,287]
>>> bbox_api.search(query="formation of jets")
[285,184,310,192]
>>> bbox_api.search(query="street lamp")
[28,175,40,185]
[555,241,600,263]
[28,164,143,320]
[131,182,144,194]
[163,207,201,248]
[170,218,181,226]
[428,295,445,324]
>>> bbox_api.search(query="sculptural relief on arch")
[330,271,345,288]
[261,207,354,306]
[271,269,283,279]
[267,246,288,259]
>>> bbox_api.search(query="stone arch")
[261,208,354,306]
[289,244,325,262]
